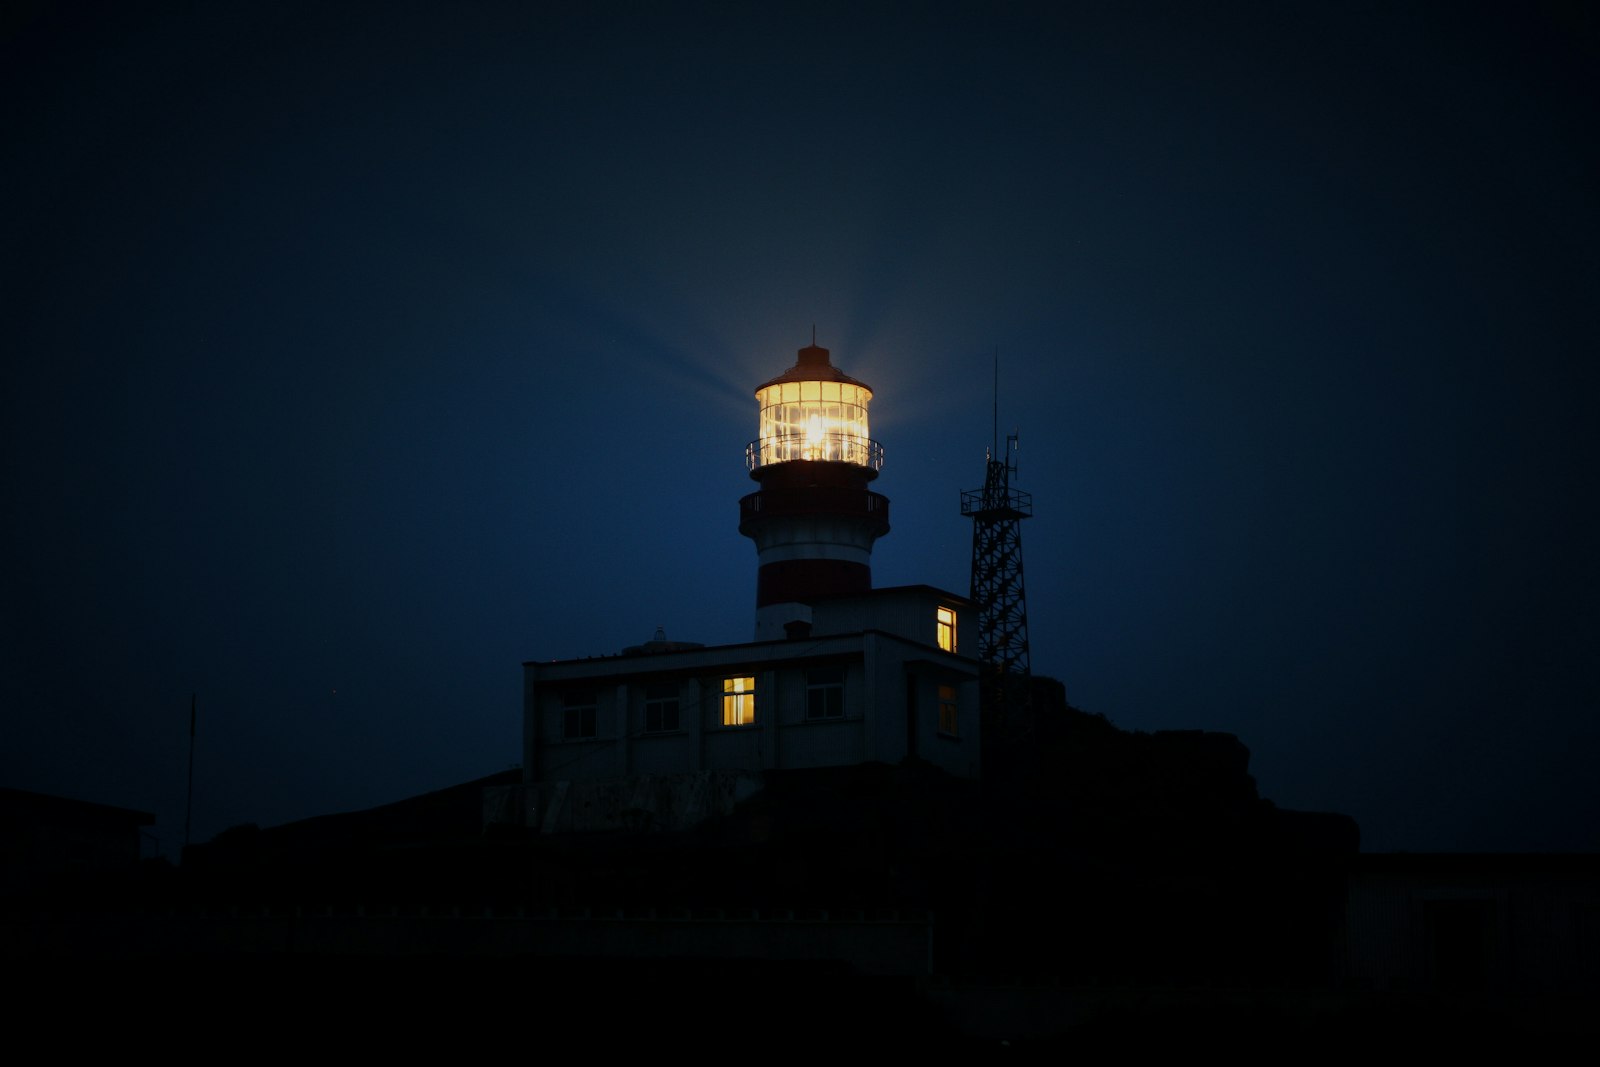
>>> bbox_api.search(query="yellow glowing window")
[938,684,958,736]
[722,676,756,726]
[936,607,957,653]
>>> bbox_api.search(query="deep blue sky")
[4,2,1595,855]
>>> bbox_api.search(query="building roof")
[524,584,972,669]
[525,627,974,675]
[0,786,154,828]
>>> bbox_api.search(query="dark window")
[806,665,846,720]
[562,689,597,740]
[644,682,680,733]
[938,684,958,736]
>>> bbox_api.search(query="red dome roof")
[755,343,872,392]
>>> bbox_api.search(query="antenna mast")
[992,349,998,459]
[184,693,196,853]
[962,357,1034,740]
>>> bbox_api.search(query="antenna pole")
[184,693,196,852]
[992,349,999,459]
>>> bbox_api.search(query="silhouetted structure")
[0,787,153,897]
[961,432,1033,737]
[1343,852,1600,994]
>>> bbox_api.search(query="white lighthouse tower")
[739,341,891,640]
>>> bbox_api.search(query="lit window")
[562,689,597,740]
[938,684,958,736]
[936,607,957,653]
[644,682,680,733]
[805,665,845,720]
[722,676,756,726]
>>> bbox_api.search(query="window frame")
[936,606,958,653]
[561,688,598,740]
[805,665,846,721]
[721,675,756,726]
[643,682,681,733]
[937,683,959,737]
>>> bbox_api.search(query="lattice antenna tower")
[960,355,1033,736]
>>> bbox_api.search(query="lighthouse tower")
[739,341,890,640]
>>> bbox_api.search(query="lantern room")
[745,343,884,475]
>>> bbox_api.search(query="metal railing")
[961,484,1032,517]
[746,434,884,471]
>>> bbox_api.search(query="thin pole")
[992,349,999,459]
[184,692,196,851]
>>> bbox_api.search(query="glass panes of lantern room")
[755,380,872,466]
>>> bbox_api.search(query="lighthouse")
[511,336,981,829]
[739,341,891,640]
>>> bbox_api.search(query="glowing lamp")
[747,343,883,473]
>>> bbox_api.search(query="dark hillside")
[163,677,1355,985]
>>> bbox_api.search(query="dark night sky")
[3,2,1596,855]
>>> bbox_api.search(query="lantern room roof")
[756,343,872,393]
